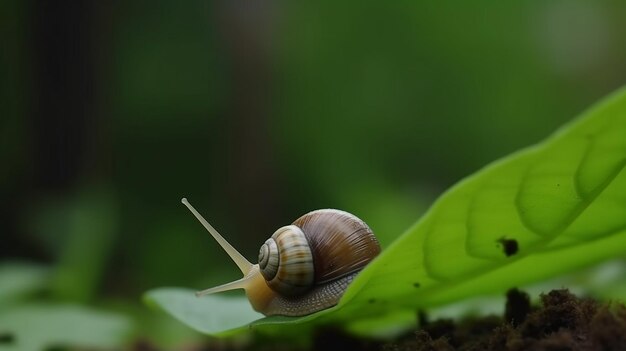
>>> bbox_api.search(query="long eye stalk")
[181,198,254,275]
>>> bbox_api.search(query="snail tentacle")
[195,264,261,296]
[182,198,253,275]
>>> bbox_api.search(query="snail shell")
[254,209,380,315]
[182,199,380,317]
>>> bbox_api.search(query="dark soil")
[312,289,626,351]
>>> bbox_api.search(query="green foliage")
[46,189,118,302]
[3,1,626,348]
[146,87,626,336]
[0,305,131,351]
[0,263,132,350]
[0,263,49,307]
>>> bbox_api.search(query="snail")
[181,198,381,317]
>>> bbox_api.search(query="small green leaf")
[0,305,132,350]
[0,263,49,306]
[144,288,263,336]
[146,86,626,336]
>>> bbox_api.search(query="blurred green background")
[1,0,626,349]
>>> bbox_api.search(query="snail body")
[182,199,380,317]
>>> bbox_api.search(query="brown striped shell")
[257,209,380,298]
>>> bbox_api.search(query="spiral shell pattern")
[258,238,279,279]
[258,225,315,296]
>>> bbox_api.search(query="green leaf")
[337,86,626,318]
[0,263,49,306]
[146,87,626,336]
[144,288,263,337]
[0,305,132,350]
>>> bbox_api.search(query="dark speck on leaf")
[413,282,421,288]
[497,237,519,257]
[368,298,377,304]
